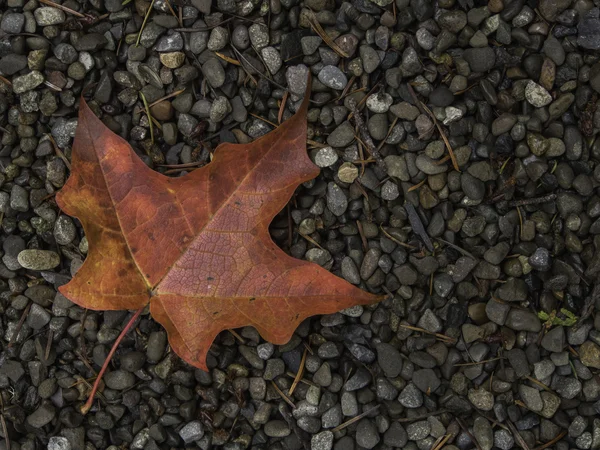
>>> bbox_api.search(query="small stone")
[463,47,495,72]
[357,419,381,449]
[48,437,71,450]
[314,147,338,168]
[311,431,334,450]
[34,7,66,26]
[179,421,204,443]
[286,64,309,97]
[376,343,402,378]
[506,309,542,332]
[13,71,44,94]
[318,65,348,90]
[159,52,185,68]
[264,420,291,437]
[541,326,565,353]
[366,92,393,113]
[17,250,60,270]
[525,81,552,107]
[579,342,600,369]
[529,247,551,271]
[1,12,25,33]
[468,388,494,411]
[338,162,358,183]
[27,403,56,428]
[390,102,420,120]
[429,86,454,107]
[104,370,135,390]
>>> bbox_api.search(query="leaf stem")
[80,307,144,415]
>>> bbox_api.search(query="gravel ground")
[1,0,600,448]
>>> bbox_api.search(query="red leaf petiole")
[80,306,144,415]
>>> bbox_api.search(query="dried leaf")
[57,87,382,370]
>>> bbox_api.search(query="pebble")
[12,70,44,94]
[17,250,60,270]
[525,81,552,107]
[179,421,204,443]
[48,437,72,450]
[34,7,66,25]
[311,431,334,450]
[318,66,348,90]
[463,47,496,72]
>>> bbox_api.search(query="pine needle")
[47,134,72,171]
[407,179,427,192]
[307,11,348,58]
[400,324,456,343]
[139,91,154,144]
[533,431,567,450]
[288,347,308,396]
[136,0,156,47]
[39,0,86,17]
[216,52,241,65]
[332,405,380,432]
[271,381,295,408]
[249,112,278,128]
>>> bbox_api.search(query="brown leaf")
[57,87,383,370]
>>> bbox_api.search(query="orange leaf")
[57,87,383,371]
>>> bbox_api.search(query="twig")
[44,329,53,361]
[228,329,245,344]
[457,417,483,450]
[81,307,144,415]
[307,11,348,58]
[299,232,324,250]
[285,371,317,387]
[407,84,460,172]
[278,91,288,124]
[525,375,554,393]
[454,357,503,366]
[432,434,452,450]
[231,46,287,91]
[39,0,86,17]
[0,75,12,86]
[400,324,456,343]
[397,409,448,423]
[347,97,385,169]
[356,220,368,252]
[380,226,417,249]
[405,203,434,252]
[271,381,295,408]
[533,431,567,450]
[407,178,426,192]
[435,237,477,260]
[509,194,556,207]
[249,112,278,128]
[47,134,71,171]
[215,52,241,66]
[135,89,185,114]
[289,347,307,396]
[174,17,234,32]
[136,0,156,47]
[164,0,182,27]
[0,412,9,450]
[332,405,380,432]
[507,419,530,450]
[8,302,31,348]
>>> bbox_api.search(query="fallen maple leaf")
[56,86,383,372]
